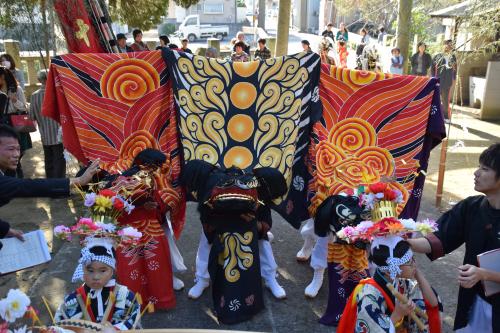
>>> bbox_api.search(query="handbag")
[10,113,37,133]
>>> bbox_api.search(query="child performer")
[338,37,348,68]
[390,47,404,75]
[338,235,442,333]
[55,238,140,330]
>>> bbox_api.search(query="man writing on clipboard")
[408,143,500,333]
[0,123,99,250]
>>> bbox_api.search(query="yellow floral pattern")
[167,51,320,197]
[218,232,254,283]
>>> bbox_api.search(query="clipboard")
[477,248,500,296]
[0,230,51,275]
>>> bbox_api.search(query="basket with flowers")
[53,177,147,247]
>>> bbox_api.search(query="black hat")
[133,148,166,167]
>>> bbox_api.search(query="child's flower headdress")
[54,178,145,248]
[337,182,438,243]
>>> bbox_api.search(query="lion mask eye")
[236,178,258,189]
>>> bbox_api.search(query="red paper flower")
[113,198,125,211]
[384,189,397,201]
[99,189,116,197]
[368,182,388,194]
[344,188,355,196]
[378,217,401,233]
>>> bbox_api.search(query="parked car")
[174,15,229,42]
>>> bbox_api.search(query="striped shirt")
[29,87,61,146]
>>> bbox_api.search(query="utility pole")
[275,0,291,56]
[396,0,413,74]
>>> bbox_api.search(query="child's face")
[399,257,416,279]
[83,261,114,290]
[392,50,400,56]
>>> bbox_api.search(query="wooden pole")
[275,0,291,57]
[435,138,448,207]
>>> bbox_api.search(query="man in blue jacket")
[0,124,99,249]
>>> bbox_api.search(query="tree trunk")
[258,0,266,29]
[275,0,291,56]
[49,0,57,57]
[41,0,50,67]
[396,0,413,74]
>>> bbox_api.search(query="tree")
[0,0,51,65]
[258,0,266,29]
[275,0,291,56]
[108,0,170,30]
[396,0,413,74]
[173,0,200,9]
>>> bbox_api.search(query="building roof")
[430,0,499,18]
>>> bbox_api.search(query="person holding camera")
[0,66,31,178]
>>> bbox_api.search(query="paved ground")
[1,106,498,332]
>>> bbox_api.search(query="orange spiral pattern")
[356,146,395,181]
[329,118,376,154]
[331,65,392,91]
[315,141,346,186]
[101,59,160,106]
[333,157,372,187]
[312,117,402,213]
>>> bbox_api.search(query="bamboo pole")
[386,283,427,331]
[435,138,448,207]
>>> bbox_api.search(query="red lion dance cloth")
[42,51,185,309]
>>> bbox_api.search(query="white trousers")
[455,295,492,333]
[163,216,187,273]
[300,218,329,270]
[195,229,278,281]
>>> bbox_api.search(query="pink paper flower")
[118,227,142,240]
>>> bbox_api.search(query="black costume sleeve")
[0,175,70,204]
[256,205,272,224]
[425,197,469,260]
[0,219,10,238]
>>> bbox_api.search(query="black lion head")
[181,160,287,214]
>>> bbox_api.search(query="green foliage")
[0,0,38,29]
[236,0,246,7]
[108,0,170,30]
[410,9,434,45]
[158,23,176,36]
[173,0,200,9]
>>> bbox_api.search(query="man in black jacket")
[0,124,99,249]
[408,143,500,332]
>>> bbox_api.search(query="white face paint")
[1,61,11,69]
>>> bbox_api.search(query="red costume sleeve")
[425,299,442,333]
